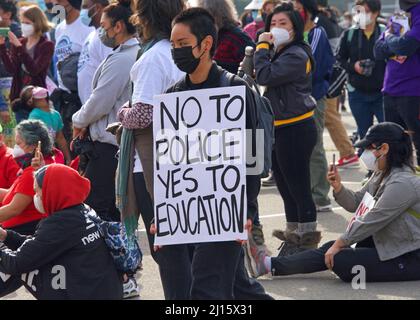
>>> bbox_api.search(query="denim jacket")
[335,166,420,261]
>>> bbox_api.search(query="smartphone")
[37,141,42,157]
[0,28,10,38]
[331,154,336,172]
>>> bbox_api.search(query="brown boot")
[299,231,322,250]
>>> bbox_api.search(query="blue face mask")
[80,9,92,27]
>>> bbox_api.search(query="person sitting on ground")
[0,120,56,235]
[0,123,20,189]
[0,164,123,300]
[249,122,420,283]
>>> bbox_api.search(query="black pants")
[247,175,261,226]
[271,240,420,283]
[384,95,420,166]
[84,142,120,222]
[133,172,194,300]
[272,119,318,223]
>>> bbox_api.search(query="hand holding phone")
[327,153,342,192]
[32,141,45,170]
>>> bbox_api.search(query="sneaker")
[245,238,270,278]
[123,276,140,299]
[261,172,276,187]
[336,154,360,169]
[316,204,333,213]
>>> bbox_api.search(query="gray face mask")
[98,26,117,48]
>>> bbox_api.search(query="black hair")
[264,2,316,73]
[355,0,382,13]
[264,2,304,42]
[92,0,109,6]
[383,133,415,175]
[172,7,218,56]
[103,0,136,35]
[133,0,185,40]
[0,0,17,21]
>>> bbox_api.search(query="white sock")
[264,256,272,272]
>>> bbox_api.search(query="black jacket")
[254,44,316,123]
[0,204,122,300]
[166,63,259,221]
[337,25,386,94]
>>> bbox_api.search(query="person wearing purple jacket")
[374,0,420,167]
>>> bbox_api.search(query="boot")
[299,231,322,250]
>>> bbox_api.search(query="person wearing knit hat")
[0,164,123,300]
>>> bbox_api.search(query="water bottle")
[241,46,255,78]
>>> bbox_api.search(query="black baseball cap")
[354,122,407,149]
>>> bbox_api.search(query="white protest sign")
[347,192,376,232]
[153,86,248,246]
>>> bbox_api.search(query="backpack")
[57,52,80,93]
[83,206,142,274]
[328,24,386,98]
[220,71,274,178]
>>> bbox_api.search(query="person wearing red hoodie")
[0,120,56,235]
[0,124,20,189]
[0,164,123,300]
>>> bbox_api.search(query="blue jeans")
[348,90,384,140]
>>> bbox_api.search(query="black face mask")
[46,2,54,10]
[171,43,205,74]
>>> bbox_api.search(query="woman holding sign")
[249,122,420,283]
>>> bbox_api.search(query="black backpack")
[220,71,274,178]
[57,52,80,93]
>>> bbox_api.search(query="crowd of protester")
[0,0,418,300]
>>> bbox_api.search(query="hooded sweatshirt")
[0,164,122,300]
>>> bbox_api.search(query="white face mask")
[360,148,385,172]
[21,23,35,37]
[271,27,291,48]
[34,194,46,214]
[12,144,25,158]
[354,13,373,28]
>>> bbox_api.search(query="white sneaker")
[316,204,333,213]
[123,277,140,299]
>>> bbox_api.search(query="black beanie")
[399,0,420,11]
[68,0,82,10]
[299,0,319,18]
